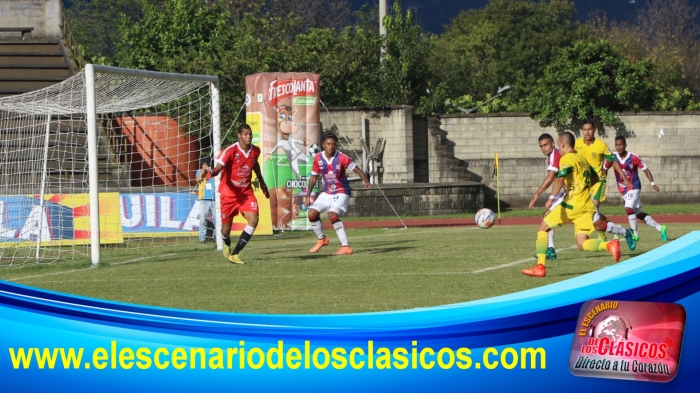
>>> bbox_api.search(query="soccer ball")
[475,208,495,229]
[309,143,320,156]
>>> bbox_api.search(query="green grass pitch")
[0,223,697,314]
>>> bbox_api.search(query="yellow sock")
[597,231,607,241]
[536,231,548,266]
[598,240,608,251]
[583,239,609,252]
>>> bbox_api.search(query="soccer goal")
[0,65,221,267]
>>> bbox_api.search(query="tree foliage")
[433,0,582,110]
[588,0,700,104]
[527,40,657,128]
[64,0,700,123]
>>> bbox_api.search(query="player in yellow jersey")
[575,120,637,250]
[522,132,621,278]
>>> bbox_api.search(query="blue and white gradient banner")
[2,232,700,391]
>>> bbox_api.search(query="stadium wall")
[320,106,415,184]
[439,112,700,208]
[323,108,700,210]
[0,0,62,38]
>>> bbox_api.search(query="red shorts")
[220,192,258,223]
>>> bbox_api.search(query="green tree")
[527,40,658,129]
[115,0,298,135]
[290,27,382,107]
[587,0,700,107]
[378,1,442,114]
[434,0,583,112]
[64,0,151,60]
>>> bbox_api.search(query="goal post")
[84,65,221,266]
[0,64,222,267]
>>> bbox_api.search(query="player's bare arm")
[209,163,224,177]
[545,177,565,210]
[529,170,557,209]
[304,174,319,207]
[352,167,372,188]
[252,162,270,199]
[644,167,660,192]
[611,159,633,189]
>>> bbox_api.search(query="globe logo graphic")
[593,315,628,341]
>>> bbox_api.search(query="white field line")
[19,246,581,283]
[7,229,470,282]
[9,253,178,282]
[111,253,178,266]
[244,226,478,251]
[10,226,570,283]
[8,267,97,282]
[471,245,577,273]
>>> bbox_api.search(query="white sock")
[244,225,255,236]
[311,220,325,239]
[644,215,662,231]
[548,230,555,248]
[627,215,638,236]
[333,221,349,246]
[606,221,627,236]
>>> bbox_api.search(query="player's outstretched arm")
[611,159,633,188]
[352,166,372,188]
[529,171,557,209]
[643,167,660,192]
[253,162,270,199]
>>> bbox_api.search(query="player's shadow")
[359,246,417,254]
[555,271,596,278]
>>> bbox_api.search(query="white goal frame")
[84,65,222,266]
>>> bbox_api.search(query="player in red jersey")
[604,136,667,241]
[304,133,371,255]
[208,124,270,264]
[528,133,565,260]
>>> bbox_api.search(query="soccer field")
[1,223,698,314]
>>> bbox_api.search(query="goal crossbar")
[0,64,221,267]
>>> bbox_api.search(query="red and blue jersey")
[604,151,647,194]
[312,151,356,196]
[546,148,561,173]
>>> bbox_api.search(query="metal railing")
[60,9,86,72]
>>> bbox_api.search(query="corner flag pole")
[493,153,501,225]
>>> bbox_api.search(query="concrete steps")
[0,38,71,97]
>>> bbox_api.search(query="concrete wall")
[346,182,484,217]
[320,106,414,183]
[0,0,62,38]
[439,112,700,207]
[324,107,699,208]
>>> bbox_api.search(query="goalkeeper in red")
[208,124,270,264]
[304,133,371,255]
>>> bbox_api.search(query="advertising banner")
[245,73,321,231]
[119,192,272,237]
[0,193,123,246]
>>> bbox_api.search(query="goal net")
[0,65,221,267]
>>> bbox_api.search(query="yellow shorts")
[544,205,595,236]
[591,180,606,203]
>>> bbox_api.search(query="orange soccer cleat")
[309,237,330,253]
[521,264,546,277]
[333,246,353,255]
[606,239,621,262]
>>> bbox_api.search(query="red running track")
[323,215,700,230]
